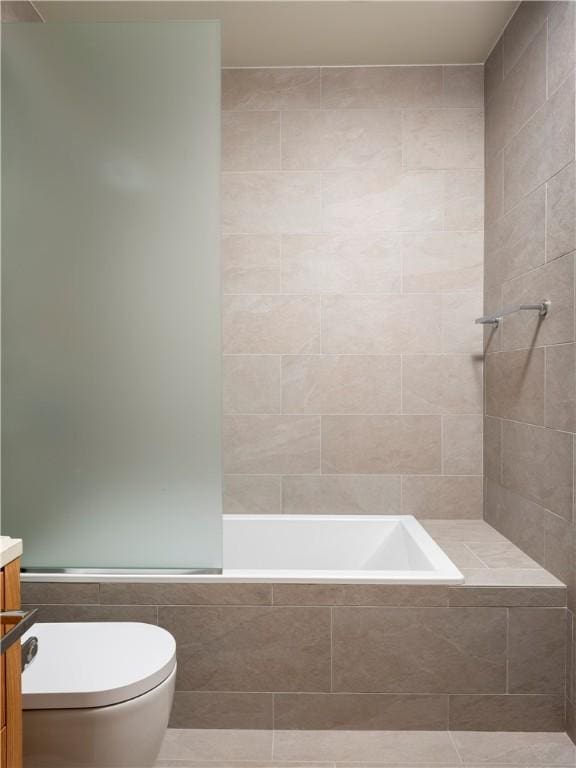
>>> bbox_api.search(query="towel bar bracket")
[475,300,550,327]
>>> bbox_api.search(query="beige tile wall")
[222,64,485,520]
[482,0,576,741]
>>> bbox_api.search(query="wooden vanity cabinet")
[0,558,22,768]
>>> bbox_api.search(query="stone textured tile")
[501,254,574,351]
[442,415,483,475]
[223,295,320,354]
[222,112,280,171]
[485,185,545,283]
[508,608,567,694]
[444,170,484,231]
[223,172,322,234]
[484,416,502,483]
[402,232,483,293]
[449,585,566,609]
[503,74,575,211]
[158,606,331,692]
[486,25,546,159]
[100,583,272,606]
[544,511,575,592]
[485,151,504,224]
[442,65,484,108]
[273,730,458,764]
[222,68,321,110]
[502,420,573,521]
[484,480,546,564]
[451,729,575,765]
[20,582,99,605]
[449,693,565,731]
[222,235,281,294]
[224,475,281,515]
[272,584,448,607]
[402,355,483,414]
[322,170,444,233]
[224,355,281,414]
[281,233,401,294]
[282,355,401,415]
[545,343,576,431]
[282,110,402,171]
[421,519,509,543]
[25,605,157,624]
[274,693,448,731]
[464,541,539,569]
[401,476,483,520]
[224,415,320,475]
[546,162,576,262]
[485,348,545,425]
[441,293,484,354]
[547,1,576,95]
[281,475,401,516]
[404,109,483,170]
[440,542,485,570]
[321,66,443,109]
[332,607,506,694]
[159,728,273,762]
[321,415,441,475]
[322,294,441,355]
[169,692,273,730]
[485,39,503,105]
[502,1,550,76]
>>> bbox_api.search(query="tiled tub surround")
[222,64,485,521]
[22,521,568,733]
[482,0,576,740]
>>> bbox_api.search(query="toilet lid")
[22,622,176,710]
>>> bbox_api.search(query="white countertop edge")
[0,536,23,568]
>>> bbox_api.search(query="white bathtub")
[22,515,464,585]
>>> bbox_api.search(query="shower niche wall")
[1,21,223,571]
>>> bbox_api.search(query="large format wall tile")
[485,348,545,424]
[224,355,281,414]
[282,355,401,414]
[503,73,575,211]
[321,415,441,474]
[442,415,483,475]
[484,480,546,564]
[170,691,273,730]
[444,170,484,231]
[224,295,320,354]
[222,111,281,171]
[281,475,401,515]
[547,1,576,94]
[502,420,573,520]
[223,475,281,515]
[501,1,550,76]
[322,294,441,354]
[402,355,483,414]
[274,693,448,730]
[222,68,321,110]
[402,232,483,293]
[441,292,484,354]
[281,233,402,294]
[332,606,507,693]
[223,172,322,233]
[222,234,281,294]
[508,608,566,693]
[282,109,402,171]
[321,66,443,109]
[442,65,484,108]
[322,170,444,232]
[401,475,483,519]
[546,161,576,261]
[158,606,331,691]
[545,343,576,431]
[224,415,321,474]
[449,693,564,731]
[404,108,483,170]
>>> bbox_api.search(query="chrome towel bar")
[475,300,550,327]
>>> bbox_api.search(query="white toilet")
[21,622,176,768]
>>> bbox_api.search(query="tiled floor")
[156,729,576,766]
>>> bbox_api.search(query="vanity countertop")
[0,535,23,568]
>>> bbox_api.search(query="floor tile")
[158,729,273,762]
[451,731,576,765]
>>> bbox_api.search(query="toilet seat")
[22,622,176,710]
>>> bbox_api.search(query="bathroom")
[0,0,575,765]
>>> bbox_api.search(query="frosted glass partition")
[2,22,222,570]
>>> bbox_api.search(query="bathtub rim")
[21,514,464,585]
